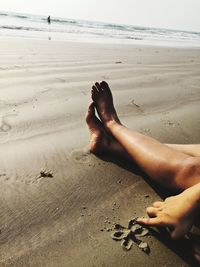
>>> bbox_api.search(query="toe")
[95,82,103,93]
[100,81,112,97]
[86,102,103,130]
[85,102,95,124]
[170,227,185,240]
[95,82,101,91]
[91,85,98,101]
[100,81,109,89]
[153,201,163,208]
[146,206,159,218]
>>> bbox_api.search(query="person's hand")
[137,186,200,239]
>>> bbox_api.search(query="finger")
[170,228,183,240]
[136,217,162,226]
[153,201,163,208]
[146,207,159,218]
[170,224,191,240]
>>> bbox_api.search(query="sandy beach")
[0,37,200,266]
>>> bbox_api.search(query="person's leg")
[87,82,200,244]
[86,104,200,160]
[166,144,200,157]
[86,102,131,161]
[91,81,200,191]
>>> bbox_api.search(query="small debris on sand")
[131,99,140,108]
[138,241,149,253]
[40,170,53,178]
[144,195,150,198]
[115,61,122,64]
[121,237,133,250]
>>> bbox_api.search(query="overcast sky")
[1,0,200,32]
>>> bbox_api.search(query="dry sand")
[0,37,200,266]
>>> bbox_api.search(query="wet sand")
[0,37,200,266]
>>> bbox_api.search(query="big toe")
[100,81,112,97]
[86,102,95,124]
[86,102,102,129]
[100,80,109,88]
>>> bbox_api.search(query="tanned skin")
[86,81,200,262]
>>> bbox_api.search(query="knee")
[180,157,200,177]
[176,157,200,189]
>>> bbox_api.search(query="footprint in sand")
[0,120,11,132]
[70,149,91,164]
[101,75,110,80]
[161,119,180,128]
[119,100,143,117]
[0,173,7,181]
[131,100,140,108]
[56,78,66,83]
[130,100,144,114]
[140,128,151,136]
[0,112,18,133]
[123,100,144,116]
[81,90,89,96]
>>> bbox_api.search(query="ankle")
[106,119,122,132]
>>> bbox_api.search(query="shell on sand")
[121,237,133,251]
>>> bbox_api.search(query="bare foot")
[137,186,200,240]
[91,81,121,131]
[86,102,114,154]
[86,102,132,161]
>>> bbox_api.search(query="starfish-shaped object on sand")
[111,218,150,253]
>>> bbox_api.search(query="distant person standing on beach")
[47,16,51,24]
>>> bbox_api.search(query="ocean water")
[0,10,200,47]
